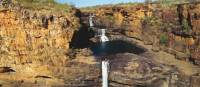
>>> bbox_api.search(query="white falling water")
[89,15,94,27]
[100,29,109,42]
[100,28,109,87]
[102,60,109,87]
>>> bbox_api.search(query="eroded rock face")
[0,10,78,52]
[94,5,149,40]
[0,1,81,65]
[0,1,85,87]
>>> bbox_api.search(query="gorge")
[0,0,200,87]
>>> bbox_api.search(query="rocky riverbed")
[1,37,200,87]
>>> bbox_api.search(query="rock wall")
[0,1,99,87]
[0,1,80,56]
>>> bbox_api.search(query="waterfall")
[100,29,109,42]
[102,60,109,87]
[89,15,94,27]
[89,14,109,87]
[99,28,109,87]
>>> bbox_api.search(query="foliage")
[189,0,200,3]
[143,16,162,27]
[114,2,141,7]
[143,16,154,24]
[154,0,188,8]
[18,0,56,3]
[80,2,141,12]
[161,22,172,32]
[104,15,114,28]
[156,0,188,4]
[145,0,152,4]
[143,15,175,33]
[95,15,115,28]
[107,15,114,20]
[0,0,12,8]
[16,0,72,12]
[182,19,191,33]
[0,35,2,40]
[159,34,168,45]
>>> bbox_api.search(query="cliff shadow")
[70,12,95,49]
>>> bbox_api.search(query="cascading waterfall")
[89,14,110,87]
[100,29,109,42]
[89,14,94,27]
[100,29,109,87]
[102,60,109,87]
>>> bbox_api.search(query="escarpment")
[0,1,93,87]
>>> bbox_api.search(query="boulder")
[175,51,189,61]
[190,74,200,87]
[152,44,160,52]
[0,67,15,73]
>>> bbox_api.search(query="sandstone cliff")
[0,0,80,64]
[0,1,88,86]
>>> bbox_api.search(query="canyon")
[0,0,200,87]
[82,2,200,65]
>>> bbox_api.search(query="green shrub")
[0,35,2,40]
[107,15,114,20]
[17,0,56,4]
[143,16,160,26]
[182,19,191,33]
[1,0,12,8]
[156,0,188,7]
[159,34,168,45]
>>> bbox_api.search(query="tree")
[0,0,12,8]
[155,0,188,5]
[159,34,168,45]
[145,0,152,4]
[182,19,191,33]
[189,0,199,3]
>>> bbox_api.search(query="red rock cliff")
[0,1,80,56]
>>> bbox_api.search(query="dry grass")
[15,0,73,13]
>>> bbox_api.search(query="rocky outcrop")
[108,53,177,87]
[105,52,200,87]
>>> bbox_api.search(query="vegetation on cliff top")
[16,0,73,12]
[81,0,200,12]
[80,2,142,12]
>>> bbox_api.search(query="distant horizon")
[56,0,145,8]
